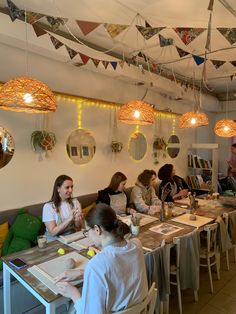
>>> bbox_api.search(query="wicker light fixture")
[179,110,208,128]
[0,76,56,113]
[118,100,155,125]
[214,119,236,137]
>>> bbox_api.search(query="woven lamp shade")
[179,111,208,128]
[118,100,154,125]
[0,76,56,113]
[214,119,236,137]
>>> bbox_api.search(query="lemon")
[58,248,65,255]
[87,249,95,257]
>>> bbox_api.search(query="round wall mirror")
[128,132,147,161]
[167,135,180,158]
[66,128,96,165]
[0,127,15,168]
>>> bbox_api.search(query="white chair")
[111,282,157,314]
[169,231,199,314]
[200,222,220,294]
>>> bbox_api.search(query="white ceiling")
[0,0,236,101]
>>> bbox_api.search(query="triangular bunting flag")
[119,60,125,68]
[145,21,152,28]
[175,28,206,45]
[46,16,68,31]
[211,60,225,69]
[65,46,78,60]
[217,28,236,45]
[192,55,205,65]
[159,34,173,47]
[91,58,100,68]
[102,61,109,69]
[76,20,101,35]
[104,23,129,38]
[32,23,47,37]
[49,35,63,49]
[110,62,118,70]
[136,25,165,40]
[176,47,190,58]
[79,53,90,65]
[7,0,24,22]
[230,61,236,67]
[26,11,44,24]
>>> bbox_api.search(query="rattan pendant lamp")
[179,83,208,128]
[0,9,56,113]
[214,85,236,137]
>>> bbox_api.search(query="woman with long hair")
[55,204,148,314]
[42,175,84,241]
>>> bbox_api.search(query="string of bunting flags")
[5,0,236,76]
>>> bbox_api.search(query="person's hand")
[179,189,188,198]
[73,208,83,221]
[127,208,136,214]
[148,205,158,215]
[56,281,80,302]
[54,268,84,283]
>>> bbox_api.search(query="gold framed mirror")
[167,135,180,159]
[128,132,147,161]
[0,127,14,168]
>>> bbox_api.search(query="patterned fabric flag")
[230,61,236,67]
[49,35,63,49]
[102,61,109,69]
[159,34,173,47]
[176,47,190,58]
[119,60,125,68]
[79,53,90,65]
[217,28,236,45]
[136,25,165,40]
[46,16,68,32]
[7,0,24,22]
[192,55,205,65]
[175,28,205,45]
[76,20,101,35]
[104,23,129,38]
[26,12,44,24]
[211,60,225,69]
[32,23,47,37]
[110,62,118,70]
[91,58,100,67]
[65,46,78,60]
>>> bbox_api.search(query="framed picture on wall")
[71,146,78,156]
[82,146,89,157]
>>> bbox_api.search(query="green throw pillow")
[2,229,13,256]
[7,237,31,254]
[11,208,42,244]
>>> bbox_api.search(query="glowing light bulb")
[134,110,140,118]
[23,93,33,103]
[224,126,230,132]
[190,118,196,125]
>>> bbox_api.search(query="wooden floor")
[169,249,236,314]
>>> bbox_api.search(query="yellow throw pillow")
[0,222,8,256]
[82,202,95,216]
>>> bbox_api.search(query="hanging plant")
[31,130,56,152]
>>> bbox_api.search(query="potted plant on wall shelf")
[31,130,56,152]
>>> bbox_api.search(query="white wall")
[0,43,216,210]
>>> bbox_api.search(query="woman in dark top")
[158,164,189,202]
[96,172,135,215]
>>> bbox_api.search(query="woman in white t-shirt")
[42,175,84,242]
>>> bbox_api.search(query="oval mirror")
[128,132,147,161]
[167,135,180,158]
[0,127,15,168]
[66,128,96,165]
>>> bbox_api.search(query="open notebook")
[28,251,88,295]
[59,231,85,244]
[69,237,95,251]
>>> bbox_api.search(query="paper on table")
[59,231,84,244]
[28,251,88,295]
[171,213,214,228]
[118,214,158,226]
[149,223,183,235]
[69,237,94,251]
